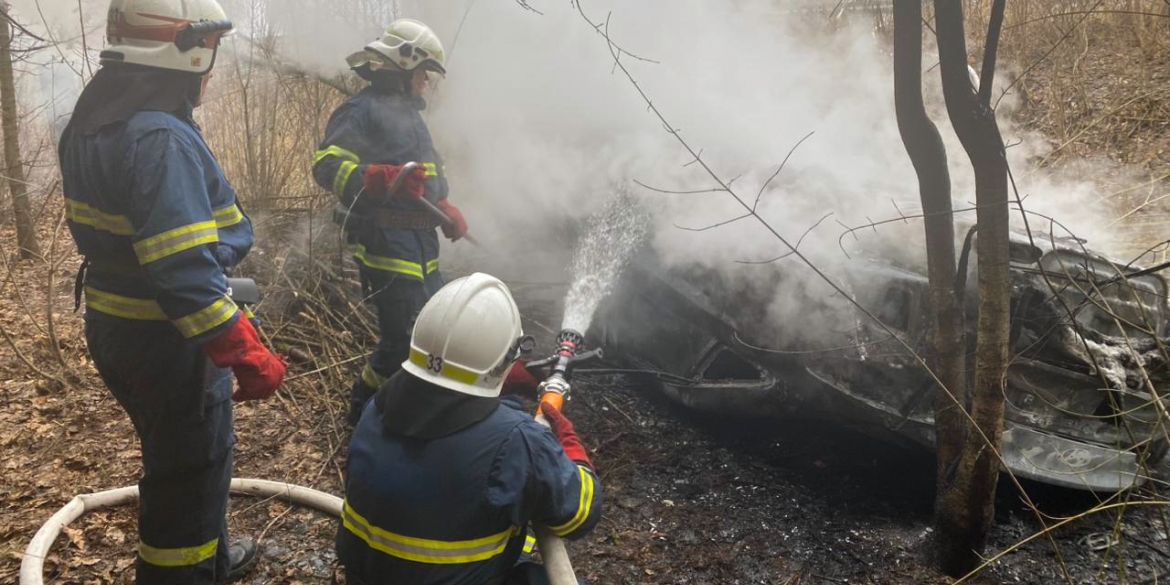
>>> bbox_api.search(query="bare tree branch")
[753,131,815,212]
[632,179,724,195]
[0,5,44,42]
[673,212,752,232]
[572,1,659,64]
[735,212,833,265]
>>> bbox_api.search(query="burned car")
[590,233,1170,491]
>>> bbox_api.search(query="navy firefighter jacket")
[59,103,250,344]
[313,87,449,281]
[340,393,603,585]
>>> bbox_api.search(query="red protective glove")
[437,199,468,241]
[502,361,539,394]
[202,316,287,402]
[540,402,593,470]
[363,164,426,200]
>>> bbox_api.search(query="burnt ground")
[3,232,1170,585]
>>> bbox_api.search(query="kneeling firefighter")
[339,273,602,585]
[312,19,468,425]
[58,0,285,582]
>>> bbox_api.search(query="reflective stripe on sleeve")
[213,204,244,228]
[139,538,218,567]
[133,221,219,264]
[173,297,239,339]
[422,162,438,177]
[426,259,439,274]
[334,161,359,198]
[523,534,536,554]
[550,465,596,537]
[314,145,360,166]
[361,364,388,389]
[84,286,167,321]
[65,199,134,236]
[341,500,515,564]
[409,348,479,386]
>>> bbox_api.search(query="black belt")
[333,204,442,231]
[74,258,259,310]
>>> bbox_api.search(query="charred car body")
[591,233,1170,491]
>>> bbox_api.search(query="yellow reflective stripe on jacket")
[347,244,425,278]
[422,162,438,177]
[133,221,218,264]
[139,538,218,567]
[173,297,238,339]
[65,199,134,236]
[341,500,515,564]
[334,161,359,197]
[213,204,244,228]
[84,286,167,321]
[523,534,536,554]
[314,145,360,166]
[426,259,439,274]
[361,364,388,389]
[550,466,596,537]
[409,348,479,385]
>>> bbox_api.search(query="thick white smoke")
[60,0,1134,345]
[389,0,1129,344]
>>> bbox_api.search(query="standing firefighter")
[58,0,286,582]
[313,19,468,425]
[339,273,602,585]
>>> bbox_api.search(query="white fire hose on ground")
[19,479,342,585]
[21,478,579,585]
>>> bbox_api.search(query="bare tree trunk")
[932,0,1011,575]
[891,1,971,572]
[0,5,39,260]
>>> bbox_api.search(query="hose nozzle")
[532,329,600,413]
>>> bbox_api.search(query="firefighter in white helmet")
[59,0,285,582]
[312,19,469,426]
[339,273,603,585]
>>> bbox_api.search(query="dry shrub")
[956,0,1170,263]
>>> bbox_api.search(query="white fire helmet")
[102,0,234,75]
[402,273,524,398]
[346,18,447,75]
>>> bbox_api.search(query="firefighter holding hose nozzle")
[312,19,469,426]
[58,0,286,582]
[339,273,602,585]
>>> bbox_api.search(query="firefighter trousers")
[86,318,234,584]
[346,562,585,585]
[348,267,443,425]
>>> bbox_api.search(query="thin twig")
[673,212,752,232]
[735,212,834,265]
[572,1,659,64]
[44,206,67,369]
[632,179,724,195]
[753,131,815,212]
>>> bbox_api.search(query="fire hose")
[525,328,603,585]
[23,334,600,585]
[19,479,342,585]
